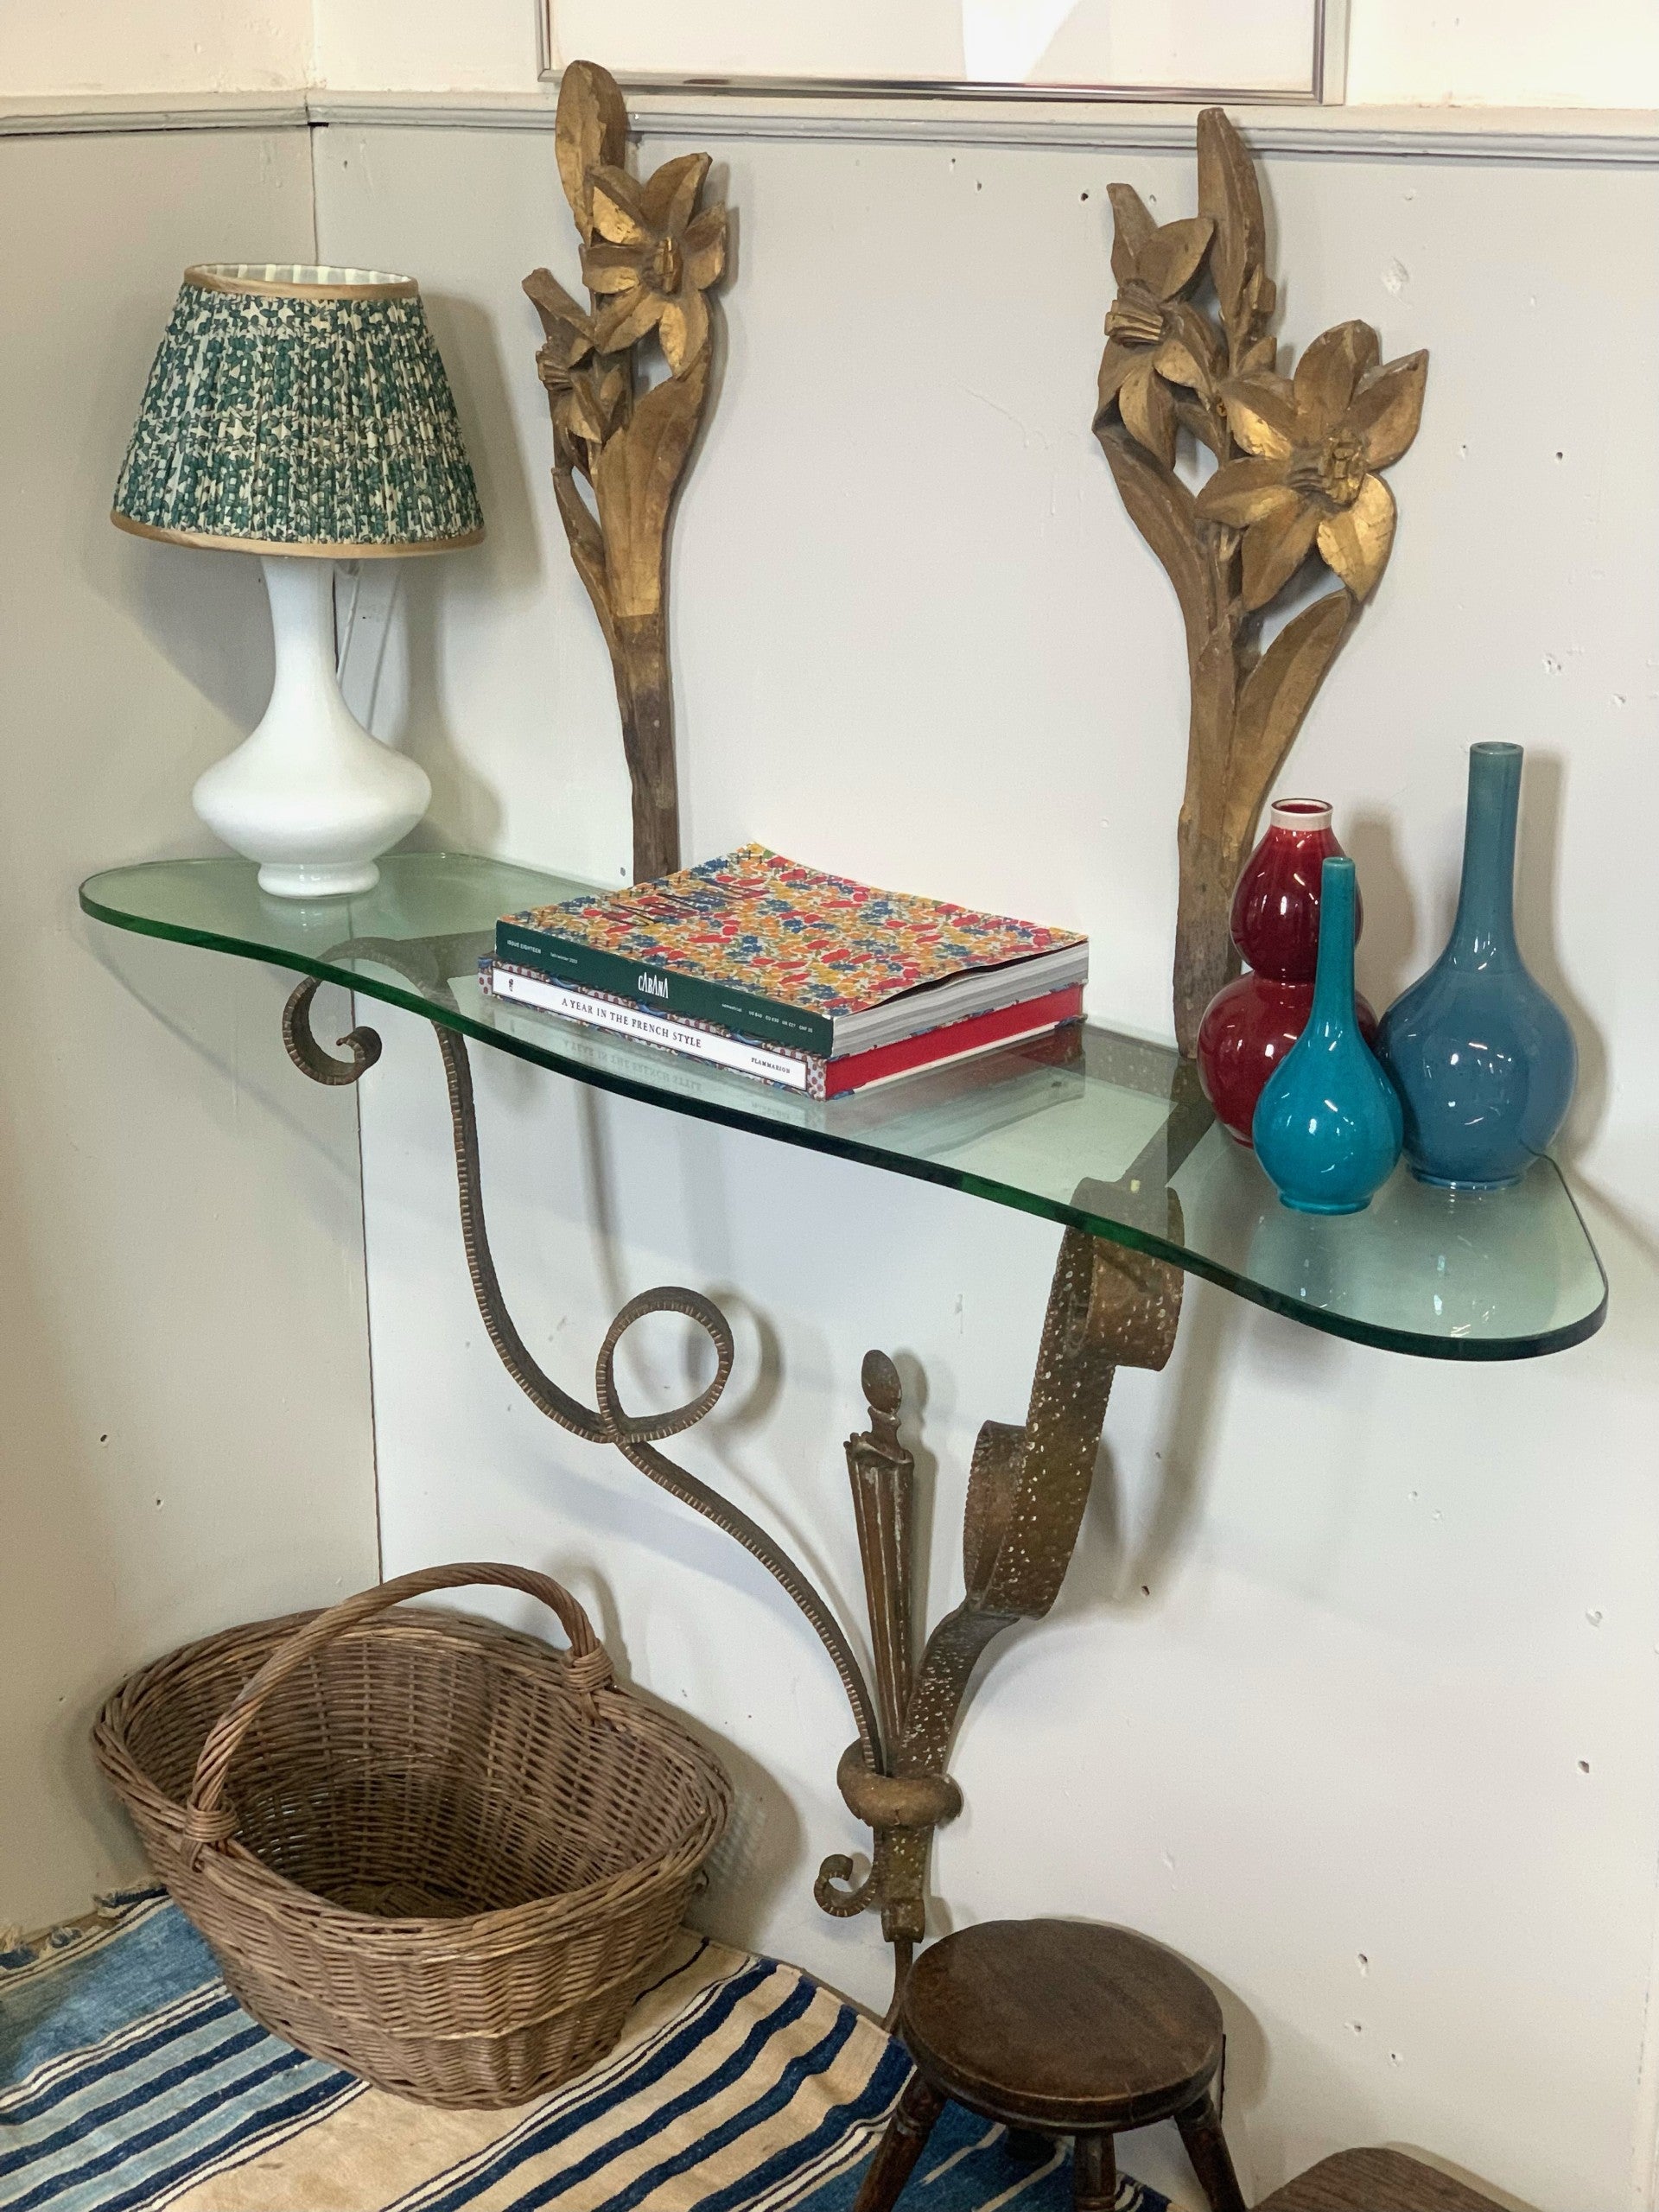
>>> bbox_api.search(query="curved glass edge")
[80,868,1609,1363]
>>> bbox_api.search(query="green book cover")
[492,925,834,1052]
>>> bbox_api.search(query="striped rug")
[0,1891,1172,2211]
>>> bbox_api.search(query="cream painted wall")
[1,1,313,97]
[308,0,1659,107]
[314,118,1659,2212]
[0,124,379,1928]
[1347,1,1659,106]
[9,0,1658,109]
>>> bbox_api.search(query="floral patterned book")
[495,844,1088,1058]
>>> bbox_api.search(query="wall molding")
[5,86,1659,165]
[313,91,1659,163]
[0,91,308,138]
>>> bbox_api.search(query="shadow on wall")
[395,293,544,855]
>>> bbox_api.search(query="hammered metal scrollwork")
[281,969,1185,2018]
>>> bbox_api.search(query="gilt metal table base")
[283,974,1184,2017]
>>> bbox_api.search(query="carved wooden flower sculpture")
[1093,111,1428,1054]
[1196,322,1427,608]
[528,277,628,465]
[582,155,728,373]
[524,62,733,884]
[1096,189,1216,467]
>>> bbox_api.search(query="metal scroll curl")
[280,969,883,1767]
[821,1211,1185,1992]
[282,966,1185,2018]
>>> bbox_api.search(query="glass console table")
[82,852,1605,1362]
[82,851,1608,2009]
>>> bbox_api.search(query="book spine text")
[493,923,835,1053]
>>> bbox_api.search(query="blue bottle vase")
[1253,856,1403,1215]
[1376,742,1576,1190]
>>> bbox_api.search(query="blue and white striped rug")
[0,1891,1171,2211]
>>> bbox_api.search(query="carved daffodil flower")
[1096,184,1217,467]
[1195,321,1428,608]
[580,152,728,374]
[524,269,629,462]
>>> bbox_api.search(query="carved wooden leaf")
[1197,106,1265,343]
[1294,320,1379,429]
[1351,349,1429,468]
[1138,215,1215,302]
[1317,473,1396,599]
[1224,592,1352,852]
[1107,183,1157,286]
[1120,360,1178,468]
[553,467,617,652]
[593,346,710,620]
[1096,424,1215,657]
[555,60,628,244]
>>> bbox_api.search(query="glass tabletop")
[81,853,1607,1361]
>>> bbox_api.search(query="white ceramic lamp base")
[192,555,430,899]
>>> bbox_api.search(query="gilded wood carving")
[1094,108,1427,1054]
[525,61,729,883]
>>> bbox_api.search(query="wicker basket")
[92,1562,731,2107]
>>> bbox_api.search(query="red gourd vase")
[1197,798,1378,1145]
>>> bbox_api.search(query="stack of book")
[482,845,1087,1101]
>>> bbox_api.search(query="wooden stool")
[1255,2147,1506,2209]
[853,1919,1247,2212]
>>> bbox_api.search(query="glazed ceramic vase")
[1377,741,1576,1189]
[1254,856,1403,1214]
[1197,798,1377,1144]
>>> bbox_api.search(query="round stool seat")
[900,1918,1224,2133]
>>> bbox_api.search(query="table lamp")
[111,264,484,899]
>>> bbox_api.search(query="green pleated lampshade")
[111,264,484,556]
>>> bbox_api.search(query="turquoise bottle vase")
[1376,742,1576,1190]
[1253,856,1403,1214]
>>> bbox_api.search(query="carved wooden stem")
[615,608,680,885]
[1174,632,1245,1047]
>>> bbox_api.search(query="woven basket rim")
[93,1598,732,1945]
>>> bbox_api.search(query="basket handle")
[182,1563,611,1863]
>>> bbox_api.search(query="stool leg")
[1007,2129,1052,2165]
[1174,2088,1247,2212]
[852,2072,946,2212]
[1072,2132,1117,2210]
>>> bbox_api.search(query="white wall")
[1346,1,1659,107]
[0,122,380,1928]
[315,115,1659,2212]
[10,0,1659,109]
[1,1,313,98]
[309,0,1659,107]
